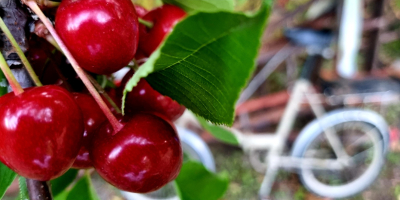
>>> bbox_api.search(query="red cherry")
[55,0,139,74]
[134,5,148,17]
[138,4,186,56]
[72,93,106,169]
[90,113,182,193]
[120,70,185,121]
[0,86,84,180]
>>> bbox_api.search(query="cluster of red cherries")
[0,0,187,193]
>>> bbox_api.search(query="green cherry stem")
[0,17,43,87]
[0,52,24,95]
[85,72,122,114]
[37,0,60,8]
[24,0,123,133]
[34,21,62,52]
[0,53,24,95]
[138,18,153,28]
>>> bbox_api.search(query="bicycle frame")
[235,78,348,158]
[177,77,357,197]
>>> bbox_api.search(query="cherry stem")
[0,51,24,95]
[37,0,60,8]
[34,21,62,52]
[24,1,123,133]
[44,35,62,52]
[26,179,53,200]
[138,18,153,28]
[0,17,43,87]
[85,72,122,114]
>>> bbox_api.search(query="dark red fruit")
[138,4,186,56]
[0,86,84,180]
[27,38,60,85]
[120,70,185,121]
[55,0,139,74]
[27,43,48,72]
[90,113,182,193]
[72,93,106,169]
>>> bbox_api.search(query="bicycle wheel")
[121,126,216,200]
[292,109,387,199]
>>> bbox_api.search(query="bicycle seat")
[321,77,400,96]
[285,28,333,49]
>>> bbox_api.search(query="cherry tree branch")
[26,179,53,200]
[0,17,43,87]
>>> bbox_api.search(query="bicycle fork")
[259,79,308,198]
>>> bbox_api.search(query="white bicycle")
[179,78,389,199]
[180,25,389,199]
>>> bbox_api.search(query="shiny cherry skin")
[55,0,139,74]
[0,85,84,180]
[90,113,182,193]
[72,93,106,169]
[138,4,186,56]
[120,70,185,121]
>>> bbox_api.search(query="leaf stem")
[0,52,24,95]
[85,72,122,114]
[0,17,43,87]
[138,18,153,28]
[26,179,53,200]
[24,1,123,133]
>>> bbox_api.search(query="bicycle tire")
[291,109,388,198]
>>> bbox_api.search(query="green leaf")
[175,161,229,200]
[54,190,69,200]
[0,162,16,199]
[123,2,271,126]
[50,169,78,197]
[18,177,29,200]
[66,173,99,200]
[196,115,238,145]
[0,70,7,96]
[163,0,235,13]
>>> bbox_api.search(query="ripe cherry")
[120,70,185,121]
[90,113,182,193]
[0,85,84,180]
[72,93,106,169]
[138,4,186,56]
[55,0,139,74]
